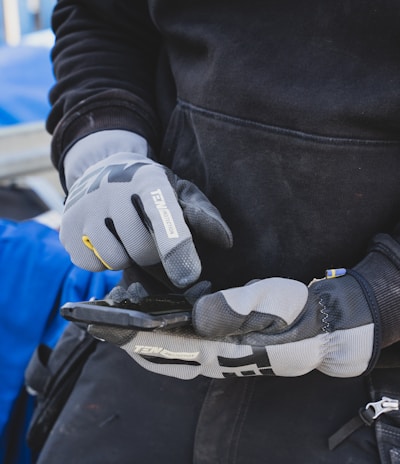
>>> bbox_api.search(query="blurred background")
[0,6,125,464]
[0,0,64,221]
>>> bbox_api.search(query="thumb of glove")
[173,177,233,249]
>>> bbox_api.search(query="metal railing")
[1,0,55,45]
[0,121,64,213]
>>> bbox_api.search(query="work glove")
[60,130,232,288]
[89,231,400,380]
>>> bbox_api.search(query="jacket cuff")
[354,233,400,348]
[49,89,160,183]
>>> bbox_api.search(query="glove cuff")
[50,89,160,192]
[354,233,400,349]
[63,130,148,192]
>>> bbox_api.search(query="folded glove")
[60,130,233,288]
[89,233,400,380]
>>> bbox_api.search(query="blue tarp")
[0,219,122,463]
[0,33,54,126]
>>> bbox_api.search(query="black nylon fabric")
[163,103,400,289]
[35,343,379,464]
[355,235,400,348]
[36,338,210,464]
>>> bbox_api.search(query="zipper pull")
[328,396,399,450]
[364,396,399,421]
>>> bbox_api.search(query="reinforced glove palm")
[60,152,232,288]
[90,270,380,380]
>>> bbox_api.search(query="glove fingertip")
[163,240,202,288]
[218,225,234,249]
[184,280,212,304]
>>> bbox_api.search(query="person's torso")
[150,0,400,289]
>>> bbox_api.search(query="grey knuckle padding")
[106,282,148,302]
[106,285,133,302]
[64,130,148,190]
[125,282,149,301]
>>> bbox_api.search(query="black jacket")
[39,2,400,462]
[48,0,400,344]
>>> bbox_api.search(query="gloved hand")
[89,266,382,380]
[60,131,232,288]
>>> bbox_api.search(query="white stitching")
[319,297,330,333]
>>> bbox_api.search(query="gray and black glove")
[90,234,400,379]
[60,130,233,288]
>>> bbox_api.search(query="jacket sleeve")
[46,0,161,177]
[353,230,400,351]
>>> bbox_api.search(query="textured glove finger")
[173,178,233,249]
[130,165,201,287]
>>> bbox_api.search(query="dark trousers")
[35,334,383,464]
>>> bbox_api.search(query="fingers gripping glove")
[60,131,232,288]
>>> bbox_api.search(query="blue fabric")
[0,43,54,125]
[0,219,121,463]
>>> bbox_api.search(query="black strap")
[25,345,53,397]
[328,407,375,450]
[26,323,97,454]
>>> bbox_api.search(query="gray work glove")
[60,131,232,288]
[89,267,380,380]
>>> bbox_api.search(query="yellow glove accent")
[82,235,113,270]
